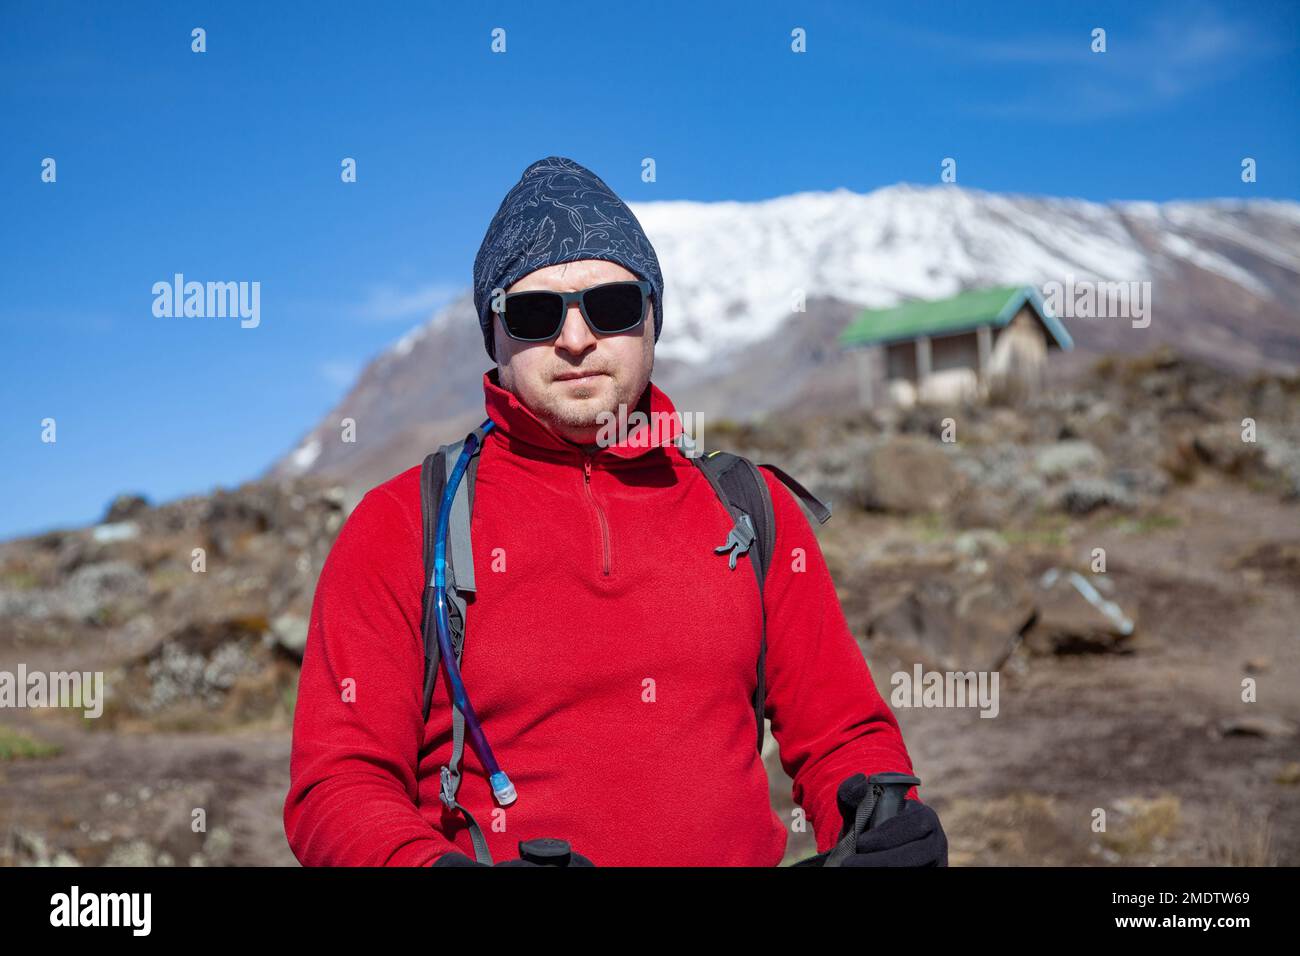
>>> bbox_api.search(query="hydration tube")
[434,419,517,806]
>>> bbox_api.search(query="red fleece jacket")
[283,369,918,866]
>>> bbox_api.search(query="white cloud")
[903,4,1280,122]
[352,282,461,322]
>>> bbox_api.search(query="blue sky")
[1,0,1297,541]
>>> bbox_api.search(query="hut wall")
[988,306,1048,402]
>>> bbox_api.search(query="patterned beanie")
[472,156,664,362]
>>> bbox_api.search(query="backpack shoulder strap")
[420,443,458,717]
[693,451,776,585]
[420,434,487,715]
[691,449,832,755]
[693,451,772,755]
[419,448,448,714]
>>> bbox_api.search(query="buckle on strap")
[714,513,756,570]
[438,765,459,810]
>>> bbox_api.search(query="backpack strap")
[419,429,492,865]
[691,449,833,756]
[757,462,833,525]
[419,451,445,716]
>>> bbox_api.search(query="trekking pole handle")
[518,838,572,866]
[823,772,922,867]
[866,772,921,829]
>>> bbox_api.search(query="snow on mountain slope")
[270,183,1300,483]
[635,183,1166,364]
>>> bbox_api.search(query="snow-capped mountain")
[268,183,1300,487]
[633,183,1299,363]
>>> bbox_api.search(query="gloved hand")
[793,773,948,867]
[432,838,596,867]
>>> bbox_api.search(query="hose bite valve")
[490,771,517,806]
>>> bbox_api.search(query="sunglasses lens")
[502,291,564,340]
[584,282,646,333]
[502,283,648,342]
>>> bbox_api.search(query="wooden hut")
[838,285,1073,406]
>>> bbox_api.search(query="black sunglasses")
[497,279,652,343]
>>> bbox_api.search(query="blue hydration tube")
[434,419,517,805]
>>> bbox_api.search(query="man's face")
[494,259,655,446]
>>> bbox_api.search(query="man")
[283,156,948,867]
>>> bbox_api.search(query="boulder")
[1192,423,1265,476]
[104,493,150,523]
[1022,568,1136,655]
[270,613,309,659]
[869,569,1035,671]
[1056,478,1136,515]
[1033,441,1104,481]
[853,436,962,515]
[62,560,149,622]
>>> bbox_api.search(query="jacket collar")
[482,367,682,462]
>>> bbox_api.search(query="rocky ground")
[2,349,1297,866]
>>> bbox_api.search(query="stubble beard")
[540,354,653,442]
[542,374,634,435]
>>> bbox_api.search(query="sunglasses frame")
[497,279,653,344]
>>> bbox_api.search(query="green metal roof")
[839,285,1073,350]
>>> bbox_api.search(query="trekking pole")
[518,838,572,866]
[865,772,919,829]
[823,772,922,867]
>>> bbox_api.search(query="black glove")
[432,838,596,867]
[793,773,948,867]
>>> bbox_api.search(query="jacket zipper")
[582,452,612,576]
